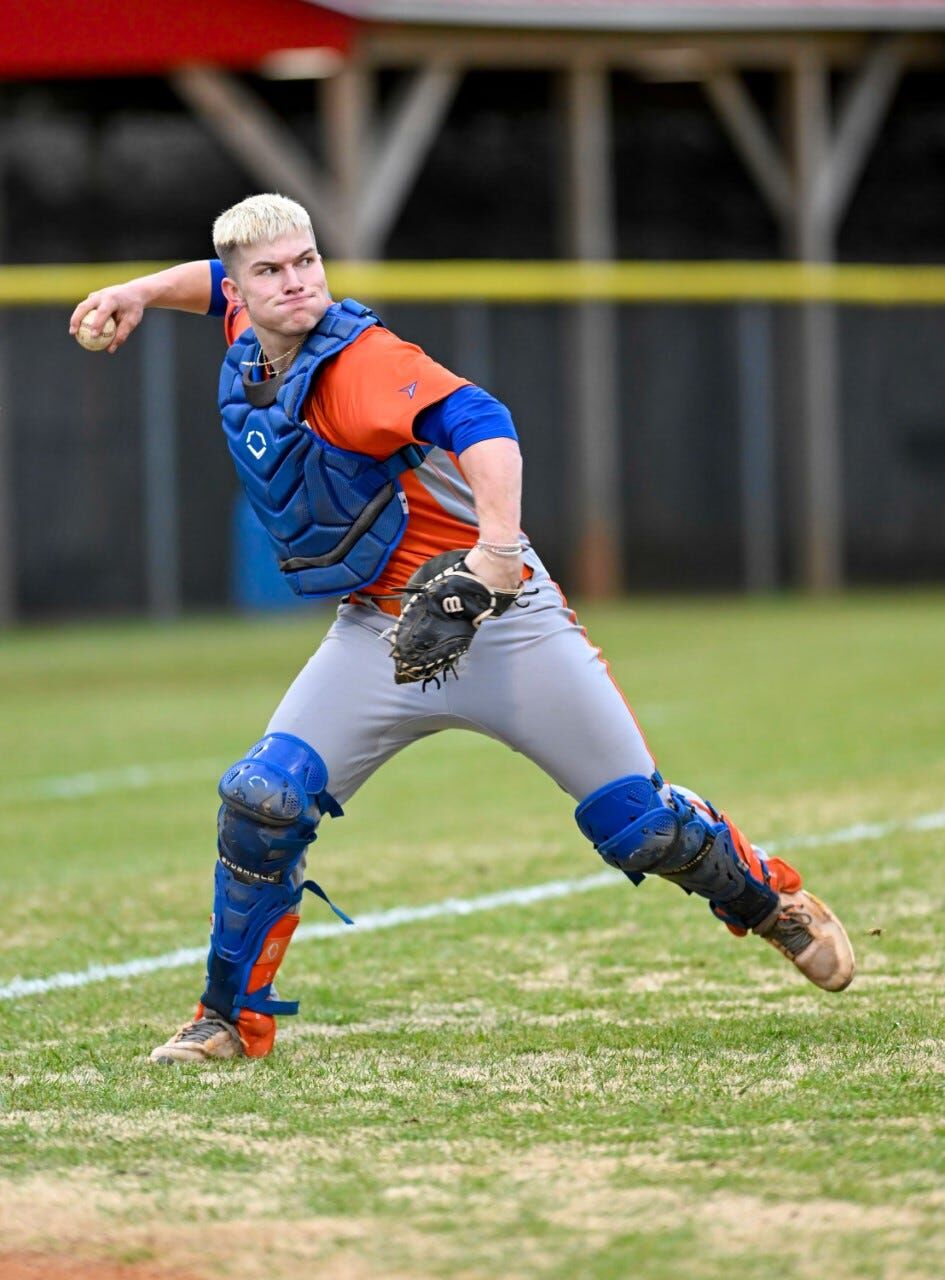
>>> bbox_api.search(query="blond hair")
[212,194,315,277]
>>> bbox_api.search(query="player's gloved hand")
[388,549,523,686]
[463,543,523,593]
[69,284,147,354]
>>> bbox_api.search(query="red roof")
[4,0,941,83]
[1,0,354,80]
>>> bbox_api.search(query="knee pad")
[575,772,779,929]
[203,733,349,1022]
[574,772,692,884]
[216,732,343,883]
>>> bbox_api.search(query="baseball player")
[70,194,854,1064]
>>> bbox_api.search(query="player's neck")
[253,324,310,367]
[253,327,306,363]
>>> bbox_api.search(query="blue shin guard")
[575,772,778,930]
[201,733,351,1022]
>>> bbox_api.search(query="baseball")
[76,312,117,352]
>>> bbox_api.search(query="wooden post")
[321,62,374,258]
[0,312,15,627]
[0,168,15,627]
[562,61,622,596]
[141,312,181,618]
[703,38,907,593]
[788,46,844,593]
[735,305,779,592]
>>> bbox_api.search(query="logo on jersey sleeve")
[398,381,418,399]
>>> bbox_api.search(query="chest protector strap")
[218,298,428,600]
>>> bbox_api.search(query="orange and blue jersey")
[222,292,520,596]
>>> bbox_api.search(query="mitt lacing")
[420,663,461,692]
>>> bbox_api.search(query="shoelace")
[770,908,814,954]
[174,1018,231,1045]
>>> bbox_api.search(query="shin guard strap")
[236,880,354,1016]
[302,878,354,925]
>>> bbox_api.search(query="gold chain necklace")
[240,336,305,376]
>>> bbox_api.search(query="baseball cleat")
[149,1013,244,1064]
[754,889,855,991]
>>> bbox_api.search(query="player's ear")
[221,275,245,308]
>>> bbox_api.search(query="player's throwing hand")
[69,284,147,354]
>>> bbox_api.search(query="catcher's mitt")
[388,549,522,686]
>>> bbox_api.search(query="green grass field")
[1,593,944,1280]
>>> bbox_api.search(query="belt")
[346,592,402,617]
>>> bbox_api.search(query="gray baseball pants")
[266,561,655,809]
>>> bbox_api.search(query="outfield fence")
[1,260,944,622]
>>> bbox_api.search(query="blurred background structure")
[2,0,945,622]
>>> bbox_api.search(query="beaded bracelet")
[476,540,524,558]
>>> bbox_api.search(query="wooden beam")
[171,65,346,253]
[359,29,889,71]
[814,35,910,229]
[702,69,793,223]
[321,62,462,257]
[357,64,463,257]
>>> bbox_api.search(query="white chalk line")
[2,808,943,1004]
[0,758,225,803]
[0,710,673,805]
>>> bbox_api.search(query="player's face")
[229,233,330,338]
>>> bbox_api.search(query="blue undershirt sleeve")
[207,259,227,317]
[413,385,518,455]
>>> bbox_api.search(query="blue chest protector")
[218,298,428,599]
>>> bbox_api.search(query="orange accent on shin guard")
[234,911,301,1057]
[237,1008,277,1058]
[196,912,301,1059]
[246,912,300,997]
[720,814,803,937]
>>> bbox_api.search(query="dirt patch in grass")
[0,1239,413,1280]
[0,1255,196,1280]
[0,1176,438,1280]
[706,1191,920,1241]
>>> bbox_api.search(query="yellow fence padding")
[4,259,945,306]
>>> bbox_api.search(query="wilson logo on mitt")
[388,550,523,687]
